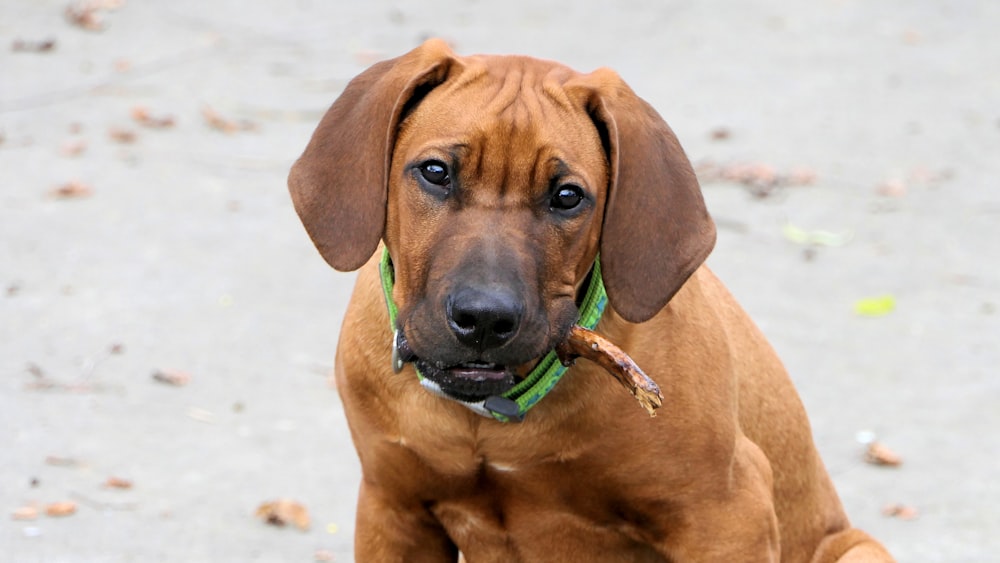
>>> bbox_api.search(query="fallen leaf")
[709,127,731,141]
[12,38,57,53]
[152,369,191,386]
[901,29,923,45]
[45,501,77,517]
[256,499,310,531]
[782,222,853,247]
[12,505,39,521]
[65,2,104,31]
[108,126,137,143]
[854,295,896,317]
[186,407,215,424]
[864,442,903,467]
[695,160,817,197]
[202,105,257,134]
[877,178,907,198]
[103,476,133,489]
[882,503,918,520]
[130,106,176,129]
[45,456,82,468]
[60,139,87,157]
[908,166,953,185]
[722,162,777,187]
[787,167,818,185]
[49,180,93,199]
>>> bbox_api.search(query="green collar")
[379,249,607,423]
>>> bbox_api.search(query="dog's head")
[289,39,715,401]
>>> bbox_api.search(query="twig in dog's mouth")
[555,325,663,417]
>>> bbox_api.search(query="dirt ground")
[2,1,998,561]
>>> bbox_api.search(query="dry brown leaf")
[186,407,215,424]
[696,160,818,192]
[877,179,907,198]
[12,505,39,520]
[709,127,731,141]
[901,29,923,45]
[864,442,903,467]
[12,39,57,53]
[787,167,818,185]
[45,455,82,467]
[152,369,191,387]
[65,0,124,30]
[882,503,918,520]
[202,105,257,134]
[131,106,176,129]
[256,499,310,531]
[65,2,104,30]
[45,501,77,517]
[60,139,87,157]
[108,127,137,143]
[104,476,133,489]
[908,166,953,185]
[50,180,93,199]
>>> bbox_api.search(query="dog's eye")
[419,161,450,187]
[550,185,584,211]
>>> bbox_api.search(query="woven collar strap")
[379,249,607,423]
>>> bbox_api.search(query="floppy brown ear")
[288,38,458,271]
[568,69,716,323]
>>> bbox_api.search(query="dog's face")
[383,60,609,399]
[289,39,716,402]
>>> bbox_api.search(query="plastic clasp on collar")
[484,396,524,422]
[391,329,405,373]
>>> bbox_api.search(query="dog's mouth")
[414,359,517,402]
[394,330,519,402]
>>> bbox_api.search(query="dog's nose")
[447,286,524,350]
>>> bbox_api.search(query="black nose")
[447,286,524,350]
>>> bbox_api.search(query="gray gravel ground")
[2,1,998,561]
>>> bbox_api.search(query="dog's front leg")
[355,480,458,562]
[666,437,782,562]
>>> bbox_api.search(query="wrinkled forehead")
[393,55,608,182]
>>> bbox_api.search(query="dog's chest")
[421,452,671,562]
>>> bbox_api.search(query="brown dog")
[289,39,894,562]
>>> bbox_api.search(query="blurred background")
[2,1,998,561]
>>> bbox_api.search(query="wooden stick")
[555,325,663,416]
